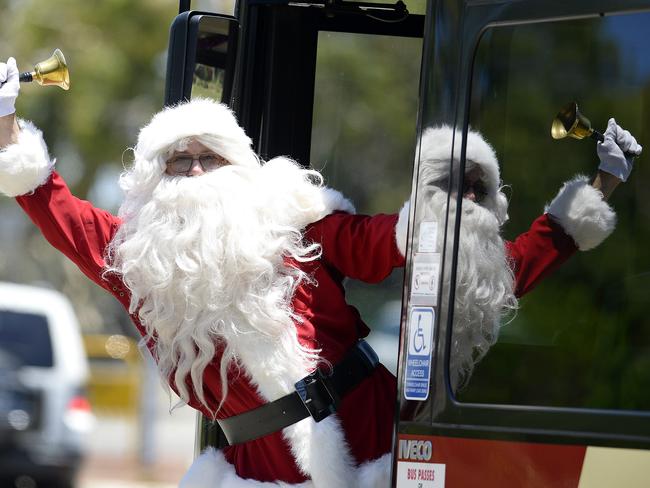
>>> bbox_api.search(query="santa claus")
[0,56,641,487]
[401,124,639,393]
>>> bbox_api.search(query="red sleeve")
[304,211,405,283]
[15,171,121,290]
[505,213,578,298]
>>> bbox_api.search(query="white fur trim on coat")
[0,119,54,197]
[180,448,391,488]
[319,186,355,217]
[395,200,409,257]
[545,175,616,251]
[302,185,355,225]
[180,447,311,488]
[238,157,356,230]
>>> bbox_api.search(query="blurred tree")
[312,32,421,214]
[0,0,177,335]
[1,0,176,196]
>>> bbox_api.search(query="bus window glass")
[453,11,650,410]
[310,31,422,373]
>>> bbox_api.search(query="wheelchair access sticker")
[404,307,435,401]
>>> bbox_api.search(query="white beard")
[105,159,328,413]
[418,189,517,391]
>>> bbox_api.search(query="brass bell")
[551,102,603,142]
[18,49,70,90]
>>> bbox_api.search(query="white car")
[0,282,94,488]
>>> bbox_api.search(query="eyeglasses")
[431,176,489,203]
[165,153,228,175]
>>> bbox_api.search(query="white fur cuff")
[395,200,409,257]
[545,175,616,251]
[0,119,54,197]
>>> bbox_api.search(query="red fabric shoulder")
[304,211,405,283]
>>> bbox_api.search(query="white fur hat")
[133,98,258,168]
[418,125,500,197]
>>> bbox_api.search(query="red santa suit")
[0,113,616,487]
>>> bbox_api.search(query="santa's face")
[164,140,230,177]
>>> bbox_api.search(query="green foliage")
[311,32,422,215]
[0,0,176,334]
[1,0,176,197]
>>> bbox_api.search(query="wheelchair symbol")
[412,314,426,353]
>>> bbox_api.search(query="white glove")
[0,58,20,117]
[597,118,642,182]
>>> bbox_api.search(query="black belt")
[216,340,379,446]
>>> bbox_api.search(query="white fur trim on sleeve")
[0,119,54,197]
[320,187,355,216]
[545,175,616,251]
[295,186,356,229]
[395,200,410,257]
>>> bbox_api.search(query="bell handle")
[18,71,34,83]
[589,130,605,143]
[590,129,637,159]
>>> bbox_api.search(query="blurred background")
[0,1,232,487]
[0,0,426,486]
